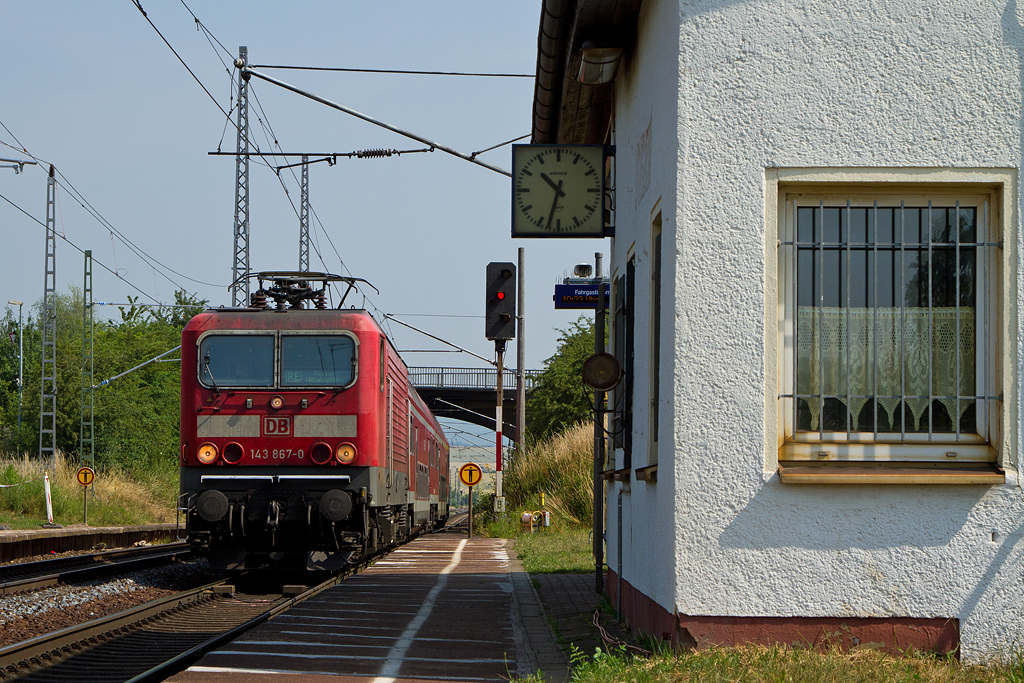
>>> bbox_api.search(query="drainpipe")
[617,487,623,617]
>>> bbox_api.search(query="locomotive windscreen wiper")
[204,352,220,393]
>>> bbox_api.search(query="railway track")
[0,543,191,595]
[0,520,462,683]
[445,511,470,529]
[0,570,343,682]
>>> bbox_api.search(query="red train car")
[179,273,449,570]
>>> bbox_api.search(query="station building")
[530,0,1024,659]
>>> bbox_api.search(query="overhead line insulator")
[356,148,394,158]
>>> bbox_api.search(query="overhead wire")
[178,0,234,61]
[129,1,364,306]
[132,0,296,178]
[131,3,507,331]
[250,64,533,78]
[131,0,234,123]
[179,0,239,154]
[0,116,226,294]
[0,190,163,304]
[244,82,394,327]
[437,424,497,449]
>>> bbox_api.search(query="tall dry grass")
[0,451,176,528]
[505,422,593,526]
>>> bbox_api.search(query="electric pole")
[40,166,57,471]
[299,155,310,272]
[231,46,251,307]
[516,247,526,456]
[81,251,95,469]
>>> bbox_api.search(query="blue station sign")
[554,283,611,309]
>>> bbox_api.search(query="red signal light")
[497,291,505,300]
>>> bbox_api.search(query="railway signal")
[485,262,516,516]
[485,262,516,341]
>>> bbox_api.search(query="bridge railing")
[408,367,542,391]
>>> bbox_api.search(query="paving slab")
[168,529,569,683]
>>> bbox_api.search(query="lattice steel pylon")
[299,154,310,272]
[80,250,94,469]
[231,46,251,307]
[39,166,57,471]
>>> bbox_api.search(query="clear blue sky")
[0,1,607,395]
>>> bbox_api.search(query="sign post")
[76,466,95,525]
[458,462,482,539]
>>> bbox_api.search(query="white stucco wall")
[608,0,1024,660]
[607,0,683,625]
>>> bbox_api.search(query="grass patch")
[479,505,593,574]
[0,451,176,528]
[474,423,595,573]
[513,527,592,574]
[564,643,1021,683]
[506,422,593,525]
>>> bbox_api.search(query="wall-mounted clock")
[512,144,607,238]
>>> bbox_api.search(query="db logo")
[262,416,292,437]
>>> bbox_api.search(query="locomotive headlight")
[336,442,357,464]
[269,396,285,410]
[197,443,219,464]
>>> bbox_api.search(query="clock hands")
[546,178,564,231]
[540,172,567,198]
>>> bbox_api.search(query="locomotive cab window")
[281,335,357,387]
[199,334,274,388]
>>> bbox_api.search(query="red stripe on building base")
[607,569,959,656]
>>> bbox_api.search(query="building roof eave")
[530,0,642,145]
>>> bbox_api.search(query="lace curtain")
[797,307,975,431]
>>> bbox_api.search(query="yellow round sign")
[458,462,483,487]
[76,467,95,487]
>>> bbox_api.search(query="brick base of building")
[606,569,959,655]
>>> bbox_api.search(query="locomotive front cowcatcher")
[179,273,449,570]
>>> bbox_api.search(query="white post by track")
[43,472,54,525]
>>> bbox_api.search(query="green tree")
[2,288,206,476]
[526,316,601,442]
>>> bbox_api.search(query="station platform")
[0,522,180,561]
[168,528,573,683]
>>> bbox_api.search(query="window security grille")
[780,199,998,446]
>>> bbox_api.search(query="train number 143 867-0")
[251,449,304,460]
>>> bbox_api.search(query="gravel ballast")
[0,558,220,649]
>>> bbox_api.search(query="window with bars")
[778,190,1000,462]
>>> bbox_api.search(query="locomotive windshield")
[199,335,274,387]
[281,335,356,387]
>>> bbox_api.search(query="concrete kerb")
[506,539,570,683]
[0,523,180,561]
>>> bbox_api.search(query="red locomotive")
[179,272,449,570]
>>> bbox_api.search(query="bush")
[505,422,593,526]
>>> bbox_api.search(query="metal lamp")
[576,42,623,85]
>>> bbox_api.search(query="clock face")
[512,144,605,237]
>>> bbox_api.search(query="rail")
[408,367,542,391]
[0,542,190,595]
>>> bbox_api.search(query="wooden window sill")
[601,468,632,482]
[635,464,658,482]
[778,461,1005,485]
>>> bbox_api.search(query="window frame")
[196,330,276,390]
[768,170,1013,469]
[195,329,360,391]
[279,332,359,390]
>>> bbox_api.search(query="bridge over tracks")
[408,367,542,442]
